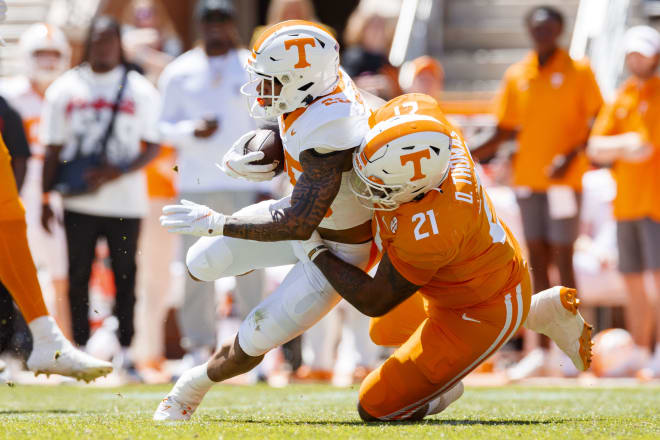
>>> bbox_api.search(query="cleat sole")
[559,287,579,315]
[578,322,593,370]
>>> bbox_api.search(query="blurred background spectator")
[341,5,400,100]
[471,5,603,380]
[122,0,183,84]
[40,16,160,380]
[398,55,444,98]
[588,25,660,380]
[250,0,319,48]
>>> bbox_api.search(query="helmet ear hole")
[280,74,291,84]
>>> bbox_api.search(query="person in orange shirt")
[0,132,112,381]
[296,93,593,421]
[398,56,444,100]
[588,26,660,379]
[471,6,603,378]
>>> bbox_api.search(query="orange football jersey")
[371,94,527,312]
[0,133,26,221]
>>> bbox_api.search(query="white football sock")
[28,316,63,345]
[171,362,214,406]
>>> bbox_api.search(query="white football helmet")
[351,114,452,210]
[241,20,340,119]
[19,23,71,87]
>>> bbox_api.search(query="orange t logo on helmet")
[284,38,316,68]
[400,150,431,181]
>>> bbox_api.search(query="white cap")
[624,25,660,57]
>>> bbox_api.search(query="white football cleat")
[525,286,593,371]
[27,338,113,382]
[153,395,197,421]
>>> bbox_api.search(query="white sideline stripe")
[382,284,523,420]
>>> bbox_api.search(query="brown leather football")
[243,129,285,175]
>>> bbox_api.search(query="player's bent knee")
[237,316,273,357]
[186,236,234,282]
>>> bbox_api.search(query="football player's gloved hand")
[160,200,226,236]
[218,131,277,182]
[292,229,327,263]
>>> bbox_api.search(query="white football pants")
[186,199,372,357]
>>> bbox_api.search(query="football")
[243,128,285,175]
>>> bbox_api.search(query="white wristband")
[308,245,328,262]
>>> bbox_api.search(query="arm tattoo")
[222,148,352,242]
[313,251,421,317]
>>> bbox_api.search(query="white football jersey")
[277,70,372,230]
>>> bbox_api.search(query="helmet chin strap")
[302,94,314,105]
[300,74,340,107]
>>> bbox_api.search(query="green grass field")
[1,383,658,439]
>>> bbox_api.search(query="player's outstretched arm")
[223,148,350,241]
[161,148,351,241]
[311,250,421,317]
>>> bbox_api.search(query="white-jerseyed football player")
[154,20,383,420]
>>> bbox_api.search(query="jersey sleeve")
[581,64,604,118]
[590,101,620,137]
[299,114,369,153]
[157,66,196,145]
[494,71,520,130]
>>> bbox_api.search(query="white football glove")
[292,229,327,263]
[218,131,278,182]
[160,200,226,236]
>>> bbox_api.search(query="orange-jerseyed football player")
[0,132,112,381]
[296,93,593,421]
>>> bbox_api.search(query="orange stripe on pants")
[0,219,49,323]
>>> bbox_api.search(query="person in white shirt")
[157,0,265,362]
[0,23,73,339]
[40,16,161,370]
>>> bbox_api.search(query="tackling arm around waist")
[318,219,372,244]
